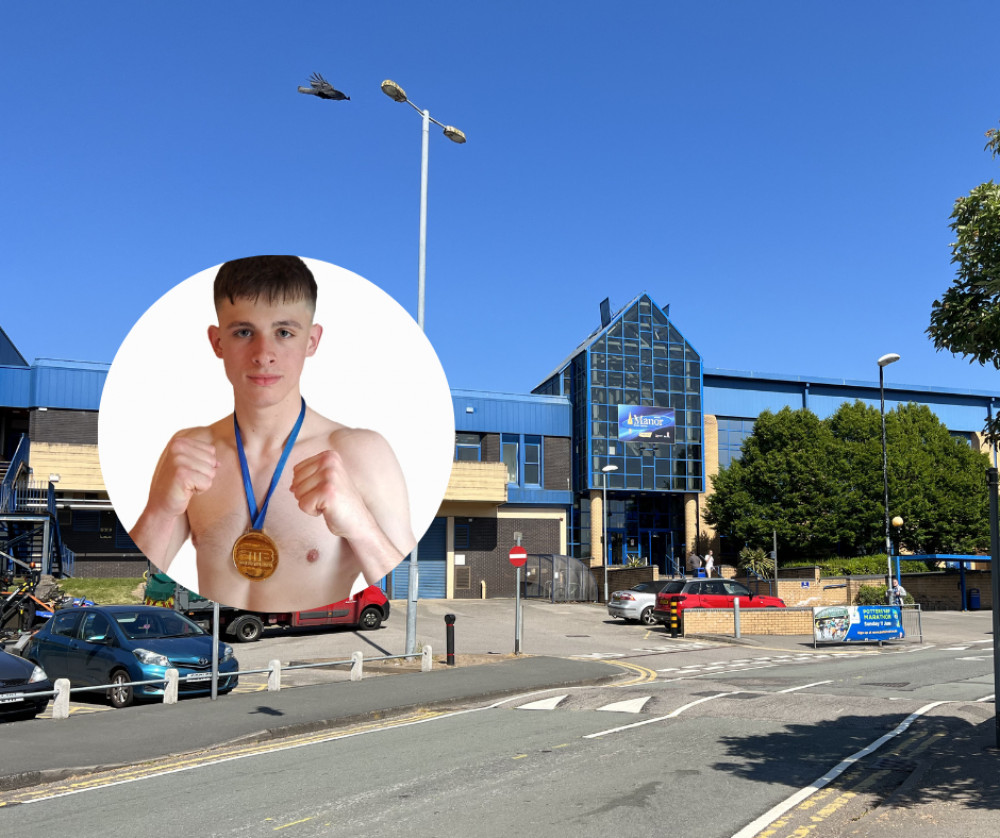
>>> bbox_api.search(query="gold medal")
[233,530,279,580]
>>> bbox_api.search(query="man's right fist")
[148,434,218,518]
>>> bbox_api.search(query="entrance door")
[640,529,674,574]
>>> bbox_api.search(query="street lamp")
[601,464,618,602]
[892,515,904,585]
[381,80,466,656]
[878,353,900,603]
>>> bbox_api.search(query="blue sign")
[813,605,904,644]
[617,405,676,442]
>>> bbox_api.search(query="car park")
[607,579,679,625]
[0,646,52,721]
[23,605,238,708]
[652,578,785,624]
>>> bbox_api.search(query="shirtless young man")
[130,256,415,612]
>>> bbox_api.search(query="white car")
[607,580,677,626]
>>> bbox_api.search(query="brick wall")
[453,515,562,599]
[683,607,814,636]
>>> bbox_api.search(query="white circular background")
[99,257,455,601]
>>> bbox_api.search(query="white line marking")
[584,691,739,738]
[598,696,652,713]
[516,695,568,711]
[957,656,990,662]
[942,646,969,651]
[975,694,995,703]
[729,701,947,838]
[777,680,833,694]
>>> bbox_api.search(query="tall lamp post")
[601,464,618,602]
[381,79,466,655]
[878,353,900,603]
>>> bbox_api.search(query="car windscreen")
[661,581,686,594]
[114,611,206,640]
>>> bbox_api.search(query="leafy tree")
[706,402,991,560]
[927,122,1000,439]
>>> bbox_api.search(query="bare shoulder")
[172,423,218,444]
[327,426,399,468]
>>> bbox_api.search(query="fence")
[31,647,434,721]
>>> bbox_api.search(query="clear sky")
[3,2,999,398]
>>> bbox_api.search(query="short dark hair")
[214,256,317,312]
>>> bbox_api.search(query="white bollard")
[267,659,282,691]
[163,669,179,704]
[52,678,70,720]
[351,651,364,681]
[734,598,741,639]
[421,646,432,672]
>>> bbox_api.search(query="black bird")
[297,72,350,101]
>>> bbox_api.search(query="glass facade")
[716,417,756,468]
[537,294,704,574]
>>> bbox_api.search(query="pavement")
[1,609,997,838]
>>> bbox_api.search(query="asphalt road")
[2,605,995,838]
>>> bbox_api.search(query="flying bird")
[297,72,350,101]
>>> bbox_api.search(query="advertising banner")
[617,405,676,442]
[812,605,904,644]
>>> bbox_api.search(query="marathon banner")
[617,405,676,442]
[812,605,904,644]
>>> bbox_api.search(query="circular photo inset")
[99,256,454,613]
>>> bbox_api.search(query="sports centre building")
[2,293,997,599]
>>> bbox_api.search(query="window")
[455,432,482,462]
[524,435,541,486]
[717,417,756,468]
[502,434,519,484]
[454,522,471,550]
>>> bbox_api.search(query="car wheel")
[229,615,263,643]
[358,607,383,631]
[107,669,133,709]
[640,606,657,626]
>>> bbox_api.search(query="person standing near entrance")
[686,550,700,577]
[704,550,715,578]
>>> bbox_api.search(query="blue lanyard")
[234,398,306,530]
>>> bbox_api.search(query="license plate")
[185,672,211,682]
[0,693,26,703]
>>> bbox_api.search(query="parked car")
[652,578,785,624]
[0,646,52,721]
[607,579,679,625]
[23,605,239,708]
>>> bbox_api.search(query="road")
[4,604,995,838]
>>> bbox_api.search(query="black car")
[0,646,52,721]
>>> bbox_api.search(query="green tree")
[706,408,842,558]
[706,402,991,560]
[927,122,1000,439]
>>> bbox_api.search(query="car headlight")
[221,644,234,663]
[29,665,48,683]
[133,648,170,667]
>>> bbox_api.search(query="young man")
[130,256,415,612]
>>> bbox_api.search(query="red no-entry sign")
[509,546,528,567]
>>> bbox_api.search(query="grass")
[57,577,146,605]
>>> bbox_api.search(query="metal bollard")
[444,613,456,666]
[422,646,432,672]
[164,668,179,704]
[53,678,70,720]
[734,598,741,639]
[267,659,282,691]
[351,651,364,682]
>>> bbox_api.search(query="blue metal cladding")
[0,360,107,410]
[706,369,999,435]
[392,517,447,600]
[452,389,571,436]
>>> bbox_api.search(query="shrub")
[738,546,772,579]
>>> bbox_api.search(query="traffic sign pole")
[510,543,528,655]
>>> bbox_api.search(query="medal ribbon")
[234,398,306,530]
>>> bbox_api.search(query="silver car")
[607,580,677,626]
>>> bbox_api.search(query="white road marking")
[598,696,652,713]
[941,646,969,651]
[585,691,740,738]
[976,694,995,703]
[729,701,947,838]
[516,695,569,711]
[957,656,990,661]
[777,680,833,694]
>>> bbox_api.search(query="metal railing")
[32,646,433,721]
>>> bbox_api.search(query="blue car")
[24,605,238,708]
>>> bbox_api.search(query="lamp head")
[877,353,901,367]
[380,80,408,103]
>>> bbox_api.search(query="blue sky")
[3,2,999,398]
